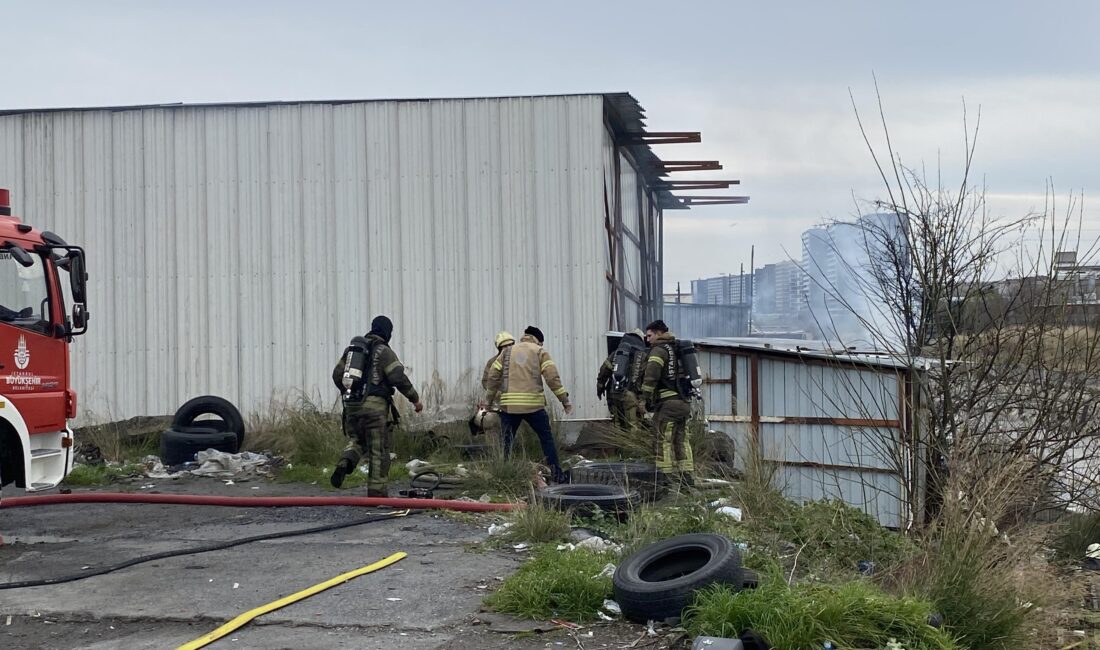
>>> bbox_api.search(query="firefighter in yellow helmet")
[470,332,513,435]
[482,325,572,483]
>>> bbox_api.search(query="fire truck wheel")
[172,396,246,449]
[160,428,239,466]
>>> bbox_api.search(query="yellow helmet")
[494,331,515,349]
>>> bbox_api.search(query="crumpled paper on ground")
[556,536,623,555]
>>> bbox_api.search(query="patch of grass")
[460,455,541,497]
[1051,511,1100,563]
[245,394,343,464]
[62,463,142,486]
[484,546,615,621]
[611,501,743,556]
[276,462,368,490]
[686,578,958,650]
[499,501,572,545]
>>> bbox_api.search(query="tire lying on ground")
[569,462,668,502]
[160,427,239,466]
[171,395,246,449]
[536,483,638,518]
[613,533,744,623]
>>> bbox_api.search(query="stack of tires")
[159,396,246,466]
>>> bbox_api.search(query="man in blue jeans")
[481,325,574,483]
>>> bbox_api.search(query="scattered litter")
[512,543,530,552]
[478,494,492,503]
[189,450,273,478]
[82,566,91,570]
[698,478,732,486]
[389,453,397,460]
[251,486,260,490]
[715,506,742,521]
[139,484,156,490]
[487,522,514,536]
[386,598,403,602]
[476,584,489,590]
[708,498,731,507]
[592,562,616,579]
[557,536,622,555]
[602,599,621,616]
[141,455,175,479]
[552,619,581,630]
[233,583,240,589]
[224,480,235,486]
[209,579,214,583]
[5,616,10,625]
[454,465,469,477]
[647,621,658,636]
[406,459,432,474]
[358,466,369,475]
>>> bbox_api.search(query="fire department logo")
[14,335,30,370]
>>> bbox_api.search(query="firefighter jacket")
[482,352,501,410]
[597,355,614,396]
[641,333,683,405]
[332,334,419,405]
[483,335,570,414]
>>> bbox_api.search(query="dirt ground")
[0,475,684,650]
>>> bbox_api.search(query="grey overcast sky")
[2,0,1098,290]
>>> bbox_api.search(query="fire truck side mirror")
[68,251,87,304]
[71,303,89,333]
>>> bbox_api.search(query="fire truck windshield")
[0,250,51,335]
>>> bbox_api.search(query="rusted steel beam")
[677,196,750,206]
[623,131,701,145]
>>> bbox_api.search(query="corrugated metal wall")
[664,303,749,338]
[0,96,619,423]
[698,342,914,528]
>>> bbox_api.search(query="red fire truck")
[0,188,89,493]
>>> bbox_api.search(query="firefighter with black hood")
[330,315,422,495]
[640,319,695,486]
[597,328,647,441]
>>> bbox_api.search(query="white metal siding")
[0,95,613,423]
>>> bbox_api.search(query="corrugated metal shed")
[0,94,683,423]
[699,338,922,528]
[606,332,925,528]
[663,302,749,338]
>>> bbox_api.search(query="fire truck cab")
[0,188,89,492]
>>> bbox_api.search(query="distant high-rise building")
[800,213,905,349]
[691,273,752,305]
[752,260,801,316]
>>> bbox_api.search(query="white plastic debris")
[190,450,271,478]
[386,598,403,602]
[488,522,514,536]
[141,455,175,479]
[405,459,432,474]
[223,480,235,486]
[602,599,621,616]
[592,563,616,579]
[478,494,492,503]
[715,506,743,521]
[513,543,530,552]
[576,536,623,554]
[233,583,239,589]
[708,497,731,507]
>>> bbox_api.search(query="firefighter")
[470,332,512,436]
[640,319,695,486]
[330,315,423,495]
[481,325,573,483]
[596,329,646,442]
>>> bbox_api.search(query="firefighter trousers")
[340,396,392,491]
[654,398,694,478]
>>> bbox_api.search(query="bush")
[1051,510,1100,564]
[686,578,958,650]
[483,546,615,621]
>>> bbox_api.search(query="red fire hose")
[0,492,520,512]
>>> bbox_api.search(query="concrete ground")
[0,476,668,650]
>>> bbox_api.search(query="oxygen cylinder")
[341,336,371,398]
[611,336,645,392]
[675,339,704,397]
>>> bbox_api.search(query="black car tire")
[160,427,239,466]
[569,462,668,501]
[613,533,744,623]
[536,483,638,518]
[171,396,245,449]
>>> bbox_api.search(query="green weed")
[484,546,615,621]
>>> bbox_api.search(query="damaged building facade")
[0,94,746,422]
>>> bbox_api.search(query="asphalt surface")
[0,476,657,649]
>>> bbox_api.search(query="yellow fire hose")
[177,551,408,650]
